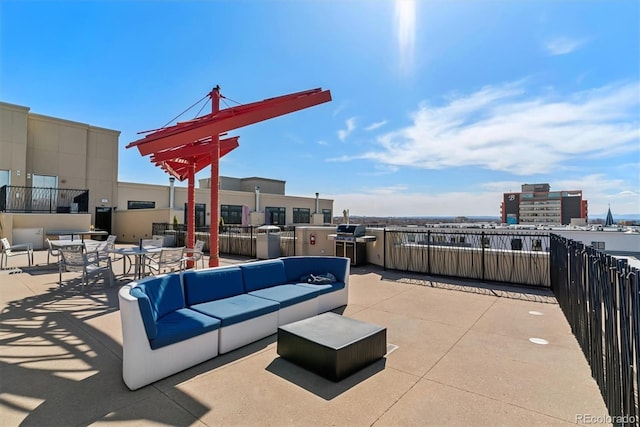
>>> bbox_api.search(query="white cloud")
[327,188,502,217]
[344,81,639,175]
[337,117,357,141]
[553,174,640,215]
[365,120,388,131]
[333,103,347,117]
[317,140,329,146]
[544,36,586,56]
[395,0,416,73]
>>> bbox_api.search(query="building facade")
[501,183,588,225]
[0,102,333,244]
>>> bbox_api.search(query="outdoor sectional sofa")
[118,256,350,390]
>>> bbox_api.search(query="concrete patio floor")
[0,247,610,426]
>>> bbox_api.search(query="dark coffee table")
[277,312,387,381]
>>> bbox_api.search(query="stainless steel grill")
[335,224,366,238]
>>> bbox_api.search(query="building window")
[322,208,332,224]
[265,207,286,225]
[591,241,605,251]
[0,170,9,188]
[128,201,155,210]
[184,203,206,228]
[32,174,58,211]
[293,208,310,224]
[32,174,58,189]
[221,204,243,225]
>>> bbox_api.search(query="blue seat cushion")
[183,267,244,305]
[190,294,279,327]
[151,308,221,350]
[248,284,322,308]
[294,281,346,296]
[240,260,287,292]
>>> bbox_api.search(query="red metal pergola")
[126,86,332,267]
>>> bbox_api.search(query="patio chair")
[95,234,120,265]
[140,237,163,249]
[1,237,34,268]
[184,240,206,269]
[146,246,185,276]
[58,244,113,289]
[46,238,61,264]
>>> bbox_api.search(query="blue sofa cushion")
[151,308,221,350]
[295,281,346,296]
[240,260,288,292]
[130,275,185,341]
[248,284,322,308]
[281,257,313,282]
[183,267,244,305]
[130,287,157,339]
[190,294,279,327]
[282,256,347,283]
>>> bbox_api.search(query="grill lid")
[336,224,366,237]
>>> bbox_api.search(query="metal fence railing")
[0,185,89,213]
[551,234,639,425]
[151,223,297,258]
[383,229,551,287]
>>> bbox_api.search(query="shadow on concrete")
[265,356,386,401]
[0,278,211,425]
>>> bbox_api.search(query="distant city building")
[501,183,588,225]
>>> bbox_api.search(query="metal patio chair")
[46,238,62,264]
[184,240,206,269]
[1,237,34,268]
[146,246,185,276]
[58,244,113,289]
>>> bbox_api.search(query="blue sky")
[2,0,639,217]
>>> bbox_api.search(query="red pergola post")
[186,161,195,268]
[209,87,221,267]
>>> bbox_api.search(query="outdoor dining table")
[46,230,108,242]
[109,246,162,280]
[50,239,102,252]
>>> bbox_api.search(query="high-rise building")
[501,183,588,225]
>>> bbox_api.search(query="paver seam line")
[368,293,501,426]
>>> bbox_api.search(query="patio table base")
[277,312,386,382]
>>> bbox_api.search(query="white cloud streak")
[395,0,416,73]
[345,81,639,175]
[337,117,356,141]
[365,120,388,131]
[544,36,587,55]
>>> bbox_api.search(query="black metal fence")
[151,223,296,257]
[384,229,551,287]
[0,185,89,213]
[550,234,639,424]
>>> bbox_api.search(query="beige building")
[0,102,333,246]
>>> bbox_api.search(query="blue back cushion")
[183,267,244,305]
[240,260,287,292]
[281,257,313,282]
[130,287,157,339]
[282,257,347,282]
[131,275,185,340]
